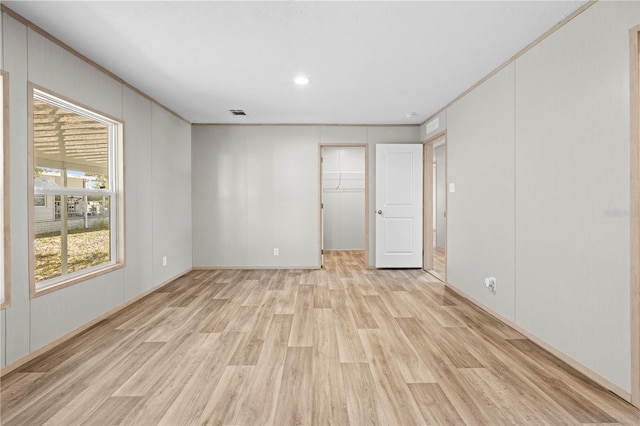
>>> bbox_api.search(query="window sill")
[30,262,125,299]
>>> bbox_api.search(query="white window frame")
[29,84,124,297]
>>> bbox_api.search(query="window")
[29,85,124,296]
[1,70,10,309]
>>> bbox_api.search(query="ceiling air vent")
[229,109,246,116]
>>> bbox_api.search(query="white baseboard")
[192,266,320,270]
[444,282,631,402]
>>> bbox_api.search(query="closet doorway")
[319,145,368,269]
[423,134,447,281]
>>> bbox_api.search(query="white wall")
[447,63,516,322]
[1,12,192,366]
[513,1,636,391]
[4,12,30,365]
[441,1,639,393]
[192,125,420,268]
[122,88,153,300]
[151,104,192,284]
[192,126,319,268]
[322,146,365,250]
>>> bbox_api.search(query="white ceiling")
[4,1,587,125]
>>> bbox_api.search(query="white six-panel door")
[375,144,423,268]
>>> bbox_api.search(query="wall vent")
[229,109,246,116]
[426,117,439,134]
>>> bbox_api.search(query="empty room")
[2,0,640,424]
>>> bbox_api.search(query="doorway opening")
[423,134,447,281]
[319,145,368,270]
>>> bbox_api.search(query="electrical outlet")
[273,248,279,256]
[162,256,167,266]
[485,277,496,292]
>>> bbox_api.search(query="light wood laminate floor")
[2,250,640,425]
[431,246,446,280]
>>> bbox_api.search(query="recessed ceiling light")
[294,76,310,85]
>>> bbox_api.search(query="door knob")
[377,210,383,215]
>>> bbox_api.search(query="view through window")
[31,88,122,292]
